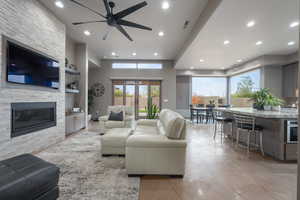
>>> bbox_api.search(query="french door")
[112,80,161,119]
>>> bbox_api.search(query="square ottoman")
[0,154,59,200]
[101,128,133,156]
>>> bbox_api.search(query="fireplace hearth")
[11,102,56,138]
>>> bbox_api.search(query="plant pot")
[253,103,264,110]
[263,105,272,111]
[272,106,281,111]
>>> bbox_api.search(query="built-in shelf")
[65,68,80,75]
[65,88,80,94]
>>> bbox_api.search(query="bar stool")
[213,110,233,143]
[233,114,264,155]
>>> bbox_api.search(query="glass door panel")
[138,85,148,118]
[113,85,124,105]
[150,85,160,109]
[125,85,135,107]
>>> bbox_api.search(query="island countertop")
[215,107,298,119]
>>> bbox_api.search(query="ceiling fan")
[69,0,152,41]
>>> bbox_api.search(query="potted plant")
[145,97,159,119]
[251,88,270,110]
[270,97,284,111]
[251,88,284,111]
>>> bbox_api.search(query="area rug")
[37,131,140,200]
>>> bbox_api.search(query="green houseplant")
[145,97,159,119]
[251,88,284,111]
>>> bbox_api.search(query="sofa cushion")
[159,109,185,139]
[135,125,158,135]
[127,134,187,148]
[108,111,124,121]
[105,121,125,129]
[102,128,132,147]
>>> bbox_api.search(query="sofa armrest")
[127,135,187,148]
[136,119,158,127]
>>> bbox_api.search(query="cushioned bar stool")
[213,110,233,143]
[233,114,264,155]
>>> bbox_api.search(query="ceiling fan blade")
[117,19,152,31]
[103,0,111,14]
[114,1,147,19]
[69,0,106,18]
[115,24,133,41]
[102,27,112,40]
[72,20,107,25]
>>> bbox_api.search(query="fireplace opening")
[11,102,56,138]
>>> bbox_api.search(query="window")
[192,77,227,106]
[230,69,261,107]
[112,62,162,69]
[112,63,137,69]
[137,63,162,69]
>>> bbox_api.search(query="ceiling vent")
[183,20,190,29]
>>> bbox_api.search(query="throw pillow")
[108,111,124,121]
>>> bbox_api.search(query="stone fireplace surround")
[0,0,66,160]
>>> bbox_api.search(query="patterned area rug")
[37,131,140,200]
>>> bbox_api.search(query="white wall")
[88,60,176,116]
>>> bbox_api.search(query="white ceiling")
[41,0,208,60]
[175,0,299,70]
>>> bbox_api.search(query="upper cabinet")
[282,62,299,98]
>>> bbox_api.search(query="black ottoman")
[0,154,60,200]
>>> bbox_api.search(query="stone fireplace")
[11,102,57,138]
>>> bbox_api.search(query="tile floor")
[139,123,297,200]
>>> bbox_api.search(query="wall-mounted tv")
[6,41,60,89]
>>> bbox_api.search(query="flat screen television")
[6,41,60,89]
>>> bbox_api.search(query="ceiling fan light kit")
[69,0,153,41]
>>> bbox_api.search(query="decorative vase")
[263,105,272,111]
[272,105,281,111]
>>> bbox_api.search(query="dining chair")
[205,105,215,123]
[189,104,197,123]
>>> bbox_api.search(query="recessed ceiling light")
[200,59,204,63]
[288,41,295,46]
[158,31,164,37]
[237,59,243,63]
[256,41,263,46]
[224,40,230,45]
[162,1,170,10]
[84,30,91,36]
[154,52,158,56]
[290,21,299,28]
[132,52,137,56]
[111,52,116,56]
[247,20,255,27]
[55,0,64,8]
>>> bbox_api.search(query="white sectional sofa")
[99,105,134,133]
[126,109,187,177]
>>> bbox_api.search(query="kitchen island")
[216,107,298,161]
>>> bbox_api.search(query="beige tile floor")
[139,123,297,200]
